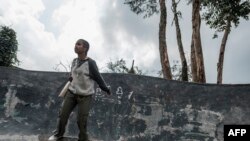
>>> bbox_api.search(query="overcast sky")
[0,0,249,84]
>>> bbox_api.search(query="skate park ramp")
[0,66,250,141]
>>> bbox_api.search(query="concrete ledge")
[0,67,250,141]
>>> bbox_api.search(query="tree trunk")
[192,0,206,83]
[191,33,198,82]
[217,19,231,84]
[172,0,188,81]
[159,0,172,79]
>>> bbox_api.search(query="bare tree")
[192,0,206,83]
[171,0,188,81]
[124,0,172,79]
[159,0,172,79]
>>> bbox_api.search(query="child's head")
[74,39,89,55]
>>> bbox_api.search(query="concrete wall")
[0,67,250,141]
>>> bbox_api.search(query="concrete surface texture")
[0,66,250,141]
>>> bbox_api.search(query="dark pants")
[55,91,92,141]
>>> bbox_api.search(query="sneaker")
[48,135,63,140]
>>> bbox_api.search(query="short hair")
[78,39,89,54]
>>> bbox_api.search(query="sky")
[0,0,249,84]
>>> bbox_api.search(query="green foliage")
[202,0,250,32]
[0,26,19,67]
[124,0,159,18]
[105,59,144,75]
